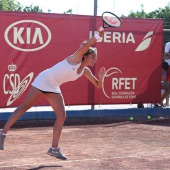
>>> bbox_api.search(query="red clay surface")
[0,119,170,170]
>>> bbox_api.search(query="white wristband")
[94,34,101,40]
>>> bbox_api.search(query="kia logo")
[4,20,51,52]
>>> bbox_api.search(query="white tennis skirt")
[32,72,61,93]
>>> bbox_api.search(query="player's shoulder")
[84,66,90,70]
[84,67,92,74]
[84,67,92,71]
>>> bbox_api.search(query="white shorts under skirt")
[32,72,61,93]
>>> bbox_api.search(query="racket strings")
[102,12,122,28]
[104,16,120,27]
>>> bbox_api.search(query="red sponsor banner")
[0,11,163,107]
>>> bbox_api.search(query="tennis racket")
[102,11,122,28]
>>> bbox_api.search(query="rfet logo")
[4,20,51,51]
[102,67,137,99]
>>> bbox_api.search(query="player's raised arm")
[67,27,104,65]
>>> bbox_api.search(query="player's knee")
[60,113,66,122]
[56,112,66,124]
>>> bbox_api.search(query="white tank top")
[32,59,84,93]
[43,59,84,85]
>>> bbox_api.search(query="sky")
[17,0,170,16]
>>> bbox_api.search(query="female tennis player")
[0,27,105,160]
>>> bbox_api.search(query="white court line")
[0,156,141,168]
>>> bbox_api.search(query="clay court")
[0,118,170,170]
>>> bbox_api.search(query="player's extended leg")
[44,92,67,160]
[2,86,43,134]
[0,86,43,150]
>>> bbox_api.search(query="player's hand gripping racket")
[102,11,122,28]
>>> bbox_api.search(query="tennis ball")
[147,115,151,119]
[130,117,134,121]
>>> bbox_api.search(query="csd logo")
[4,20,51,52]
[3,63,34,106]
